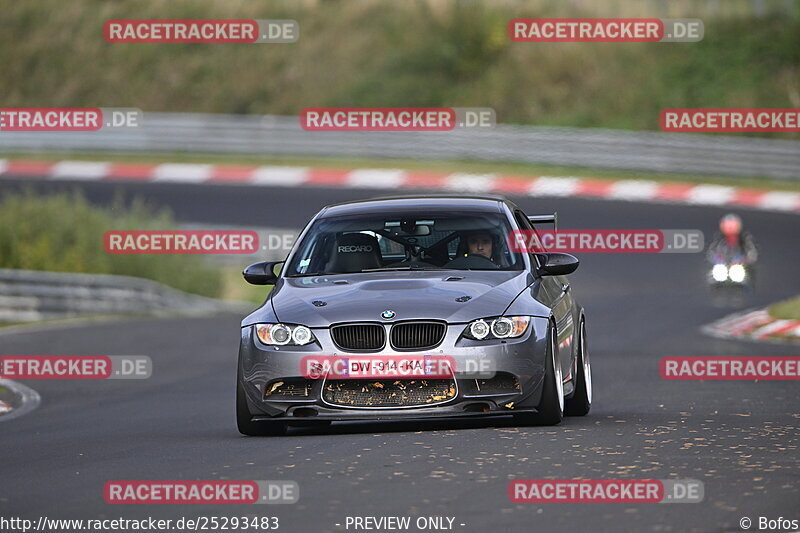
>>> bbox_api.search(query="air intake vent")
[263,378,314,399]
[323,379,456,407]
[331,324,385,351]
[390,322,446,350]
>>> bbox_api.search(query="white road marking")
[528,176,581,197]
[608,180,660,201]
[443,173,496,193]
[346,169,407,189]
[51,161,111,180]
[152,163,214,183]
[758,191,800,211]
[686,184,736,205]
[250,166,309,186]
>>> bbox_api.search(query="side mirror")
[243,261,284,285]
[535,253,579,276]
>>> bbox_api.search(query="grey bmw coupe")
[237,195,591,435]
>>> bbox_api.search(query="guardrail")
[1,113,798,180]
[0,268,248,323]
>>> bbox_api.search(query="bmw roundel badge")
[381,310,396,320]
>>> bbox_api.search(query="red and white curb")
[702,308,800,344]
[1,158,799,213]
[0,378,41,421]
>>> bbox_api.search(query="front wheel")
[515,322,564,426]
[237,379,288,436]
[565,319,591,416]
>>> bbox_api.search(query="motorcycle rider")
[706,213,758,277]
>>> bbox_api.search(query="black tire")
[565,319,591,416]
[515,322,564,426]
[237,379,288,436]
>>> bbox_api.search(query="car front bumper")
[238,317,551,421]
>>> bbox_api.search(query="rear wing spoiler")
[527,213,557,231]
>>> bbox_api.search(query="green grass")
[0,0,797,136]
[5,151,800,192]
[769,295,800,320]
[221,267,270,306]
[0,189,223,298]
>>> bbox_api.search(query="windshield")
[285,211,524,276]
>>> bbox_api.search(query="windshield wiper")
[286,272,325,277]
[360,266,446,272]
[287,267,447,276]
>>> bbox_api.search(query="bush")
[0,190,222,298]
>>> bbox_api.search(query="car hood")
[244,270,534,327]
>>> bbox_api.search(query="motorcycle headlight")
[463,317,529,340]
[728,264,746,283]
[711,264,728,282]
[255,323,316,346]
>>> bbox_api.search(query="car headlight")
[469,319,490,339]
[255,323,316,346]
[463,316,530,340]
[711,264,728,282]
[728,264,746,283]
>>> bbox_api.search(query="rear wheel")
[565,319,592,416]
[237,379,288,436]
[515,322,563,426]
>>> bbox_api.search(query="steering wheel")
[444,254,499,270]
[464,254,498,268]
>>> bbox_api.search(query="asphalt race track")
[1,177,798,533]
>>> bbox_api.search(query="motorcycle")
[707,250,755,306]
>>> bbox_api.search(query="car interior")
[287,213,524,275]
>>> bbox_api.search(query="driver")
[444,229,503,269]
[467,231,494,260]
